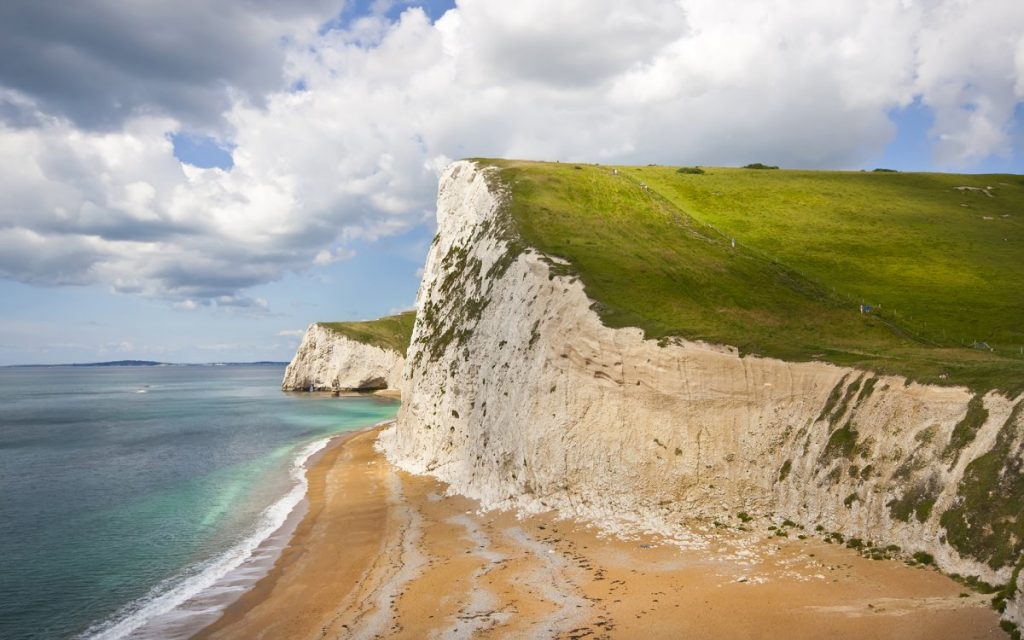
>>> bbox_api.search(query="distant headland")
[4,360,289,368]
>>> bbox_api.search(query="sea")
[0,364,399,640]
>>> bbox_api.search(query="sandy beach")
[195,427,1002,639]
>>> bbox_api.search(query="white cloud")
[0,0,1021,305]
[914,0,1024,164]
[313,247,357,265]
[277,329,307,337]
[450,0,688,88]
[0,0,339,129]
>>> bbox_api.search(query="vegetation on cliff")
[318,311,416,354]
[476,159,1024,393]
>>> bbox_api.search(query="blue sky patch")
[170,132,235,170]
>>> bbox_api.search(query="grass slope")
[478,160,1024,394]
[318,311,416,354]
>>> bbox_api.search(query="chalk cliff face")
[282,323,404,392]
[380,161,1024,623]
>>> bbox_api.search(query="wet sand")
[196,427,1002,639]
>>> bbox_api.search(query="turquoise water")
[0,365,399,640]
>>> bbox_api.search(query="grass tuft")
[888,478,940,523]
[943,394,990,462]
[778,459,792,482]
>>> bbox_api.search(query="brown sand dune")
[195,428,1001,639]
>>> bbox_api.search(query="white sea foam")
[79,436,334,640]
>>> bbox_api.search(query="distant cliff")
[380,160,1024,631]
[281,312,413,393]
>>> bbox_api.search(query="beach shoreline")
[90,430,375,640]
[194,425,404,639]
[90,421,397,640]
[192,426,1002,640]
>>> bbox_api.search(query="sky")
[1,0,1023,365]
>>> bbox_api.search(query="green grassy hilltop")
[318,311,416,354]
[478,160,1024,393]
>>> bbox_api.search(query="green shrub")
[676,166,705,174]
[913,551,935,565]
[888,480,939,523]
[999,619,1020,640]
[742,162,779,170]
[823,423,859,462]
[943,394,989,461]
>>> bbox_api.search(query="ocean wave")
[78,436,333,640]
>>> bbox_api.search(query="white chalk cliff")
[282,323,404,392]
[380,160,1024,626]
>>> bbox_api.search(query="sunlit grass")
[479,160,1024,393]
[318,311,416,353]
